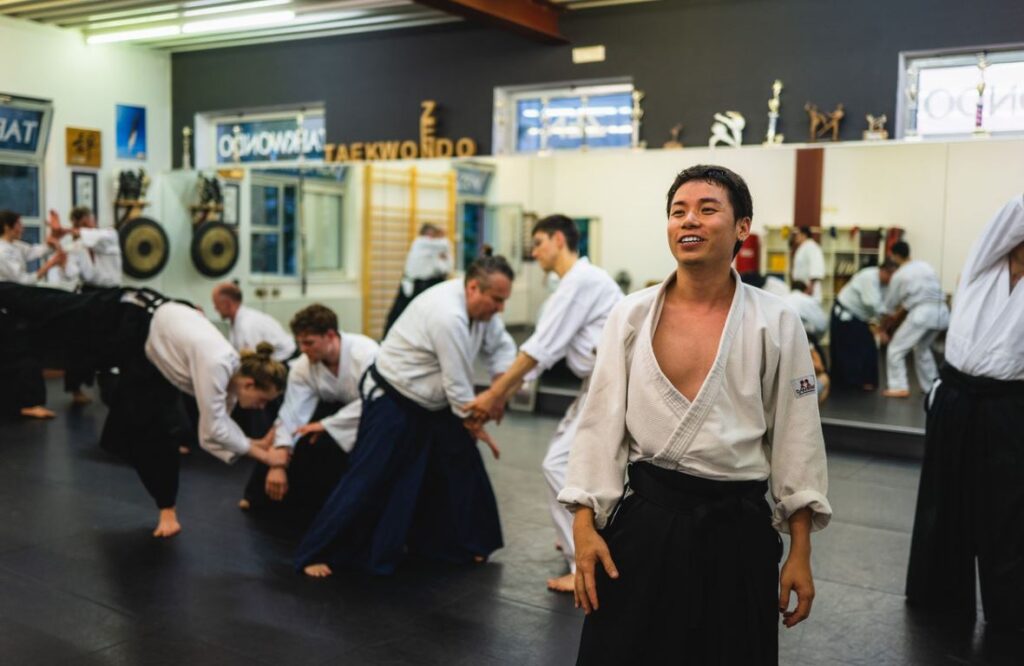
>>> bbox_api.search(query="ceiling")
[0,0,657,52]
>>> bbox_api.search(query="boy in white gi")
[559,165,831,664]
[791,226,825,302]
[465,214,622,592]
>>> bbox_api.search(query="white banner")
[916,60,1024,135]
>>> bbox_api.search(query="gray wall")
[171,0,1024,163]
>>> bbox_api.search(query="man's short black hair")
[665,165,752,257]
[531,214,580,253]
[0,210,19,232]
[890,241,910,259]
[465,254,515,287]
[791,280,808,293]
[797,226,813,239]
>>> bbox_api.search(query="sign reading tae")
[324,101,477,163]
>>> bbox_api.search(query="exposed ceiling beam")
[412,0,565,44]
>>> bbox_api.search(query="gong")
[119,217,169,279]
[191,221,239,277]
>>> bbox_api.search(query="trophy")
[904,66,920,140]
[805,103,845,142]
[662,123,684,149]
[709,111,745,147]
[973,53,990,136]
[231,124,242,163]
[631,89,646,149]
[181,126,193,170]
[764,80,784,145]
[863,114,889,140]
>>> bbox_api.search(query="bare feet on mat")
[473,555,488,564]
[70,390,92,405]
[238,499,251,511]
[20,405,55,419]
[547,573,575,593]
[304,563,332,578]
[178,445,191,455]
[882,389,910,398]
[152,508,181,538]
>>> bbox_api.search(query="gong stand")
[114,170,170,280]
[189,175,239,278]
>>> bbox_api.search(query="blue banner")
[0,106,45,153]
[216,116,326,164]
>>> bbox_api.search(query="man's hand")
[465,419,500,459]
[463,388,500,424]
[264,446,290,468]
[295,421,325,444]
[573,508,619,614]
[250,426,277,451]
[265,466,289,501]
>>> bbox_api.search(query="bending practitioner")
[296,256,517,578]
[560,165,831,664]
[0,284,290,537]
[906,195,1024,631]
[830,261,896,390]
[465,214,622,593]
[241,304,378,525]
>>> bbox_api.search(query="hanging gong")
[191,221,239,277]
[119,217,169,279]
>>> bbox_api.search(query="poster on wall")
[71,171,97,211]
[66,127,101,167]
[115,104,147,160]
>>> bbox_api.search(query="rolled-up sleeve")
[557,301,634,529]
[765,307,832,533]
[194,360,251,463]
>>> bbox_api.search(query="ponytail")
[238,342,287,392]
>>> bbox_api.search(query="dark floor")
[0,381,1021,665]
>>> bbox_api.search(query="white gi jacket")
[376,278,517,415]
[792,239,826,302]
[229,305,297,362]
[0,239,50,284]
[51,228,123,288]
[520,258,623,379]
[145,302,249,464]
[836,267,885,323]
[273,333,380,452]
[884,260,949,331]
[401,236,452,296]
[559,271,832,533]
[783,289,828,338]
[945,195,1024,381]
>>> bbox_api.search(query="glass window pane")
[516,98,542,153]
[282,185,297,276]
[251,232,279,274]
[583,92,633,149]
[546,95,584,151]
[305,191,343,271]
[0,164,40,218]
[251,185,279,228]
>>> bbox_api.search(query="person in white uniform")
[784,281,828,340]
[241,304,379,525]
[383,222,453,335]
[464,214,623,593]
[560,165,831,664]
[0,284,291,538]
[296,256,517,578]
[879,241,949,397]
[791,226,826,302]
[211,282,297,362]
[0,210,65,420]
[906,195,1024,631]
[830,261,896,390]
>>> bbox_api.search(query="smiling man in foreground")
[559,164,832,664]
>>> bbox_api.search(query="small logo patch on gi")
[792,375,817,398]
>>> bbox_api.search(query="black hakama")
[382,276,446,337]
[905,364,1024,629]
[294,365,502,575]
[829,303,880,388]
[0,305,47,419]
[576,462,781,665]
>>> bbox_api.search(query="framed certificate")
[71,170,98,211]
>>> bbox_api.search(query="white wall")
[0,16,171,223]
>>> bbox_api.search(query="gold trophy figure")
[764,80,784,145]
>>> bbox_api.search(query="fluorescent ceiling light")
[183,0,291,18]
[91,12,182,30]
[182,10,295,33]
[86,25,182,44]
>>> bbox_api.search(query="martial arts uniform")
[243,333,378,524]
[0,285,252,508]
[383,236,452,335]
[0,238,51,285]
[0,239,53,417]
[906,196,1024,628]
[295,278,516,574]
[783,288,827,339]
[791,238,826,302]
[763,275,790,298]
[519,257,622,572]
[883,260,949,393]
[830,267,885,388]
[559,270,832,664]
[229,305,297,362]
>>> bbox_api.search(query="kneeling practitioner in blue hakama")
[296,255,518,577]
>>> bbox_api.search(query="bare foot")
[473,555,488,564]
[20,405,56,419]
[70,391,92,405]
[178,445,191,455]
[546,573,575,593]
[238,499,251,511]
[304,563,333,578]
[152,508,181,538]
[882,389,911,398]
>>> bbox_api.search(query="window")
[250,180,297,276]
[494,81,638,154]
[302,184,344,272]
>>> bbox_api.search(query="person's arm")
[780,508,814,628]
[430,316,478,418]
[465,352,538,420]
[272,359,318,450]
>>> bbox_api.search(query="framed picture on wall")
[66,127,102,167]
[222,182,240,225]
[115,104,147,160]
[71,171,98,211]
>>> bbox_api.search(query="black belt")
[627,461,767,514]
[940,364,1024,397]
[361,363,445,416]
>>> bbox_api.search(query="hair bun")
[255,341,275,359]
